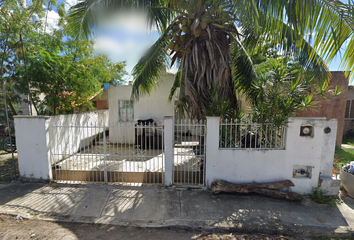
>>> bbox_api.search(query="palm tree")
[68,0,354,119]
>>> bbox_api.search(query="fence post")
[14,116,51,182]
[164,116,174,186]
[103,123,107,183]
[205,116,220,188]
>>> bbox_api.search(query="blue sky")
[47,1,168,80]
[49,1,347,81]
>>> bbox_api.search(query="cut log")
[211,179,303,202]
[211,179,294,193]
[253,188,304,202]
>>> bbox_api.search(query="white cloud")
[94,37,124,55]
[43,10,60,33]
[94,30,160,78]
[65,0,79,11]
[98,12,158,35]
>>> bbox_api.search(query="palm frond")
[256,0,354,78]
[231,35,258,97]
[131,31,172,100]
[68,0,170,39]
[168,57,184,102]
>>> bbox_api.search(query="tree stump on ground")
[211,179,303,202]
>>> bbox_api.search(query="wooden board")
[53,170,204,185]
[53,170,163,183]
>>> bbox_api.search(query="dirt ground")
[0,150,18,182]
[0,214,302,240]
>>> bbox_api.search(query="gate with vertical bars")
[173,119,206,186]
[49,122,164,185]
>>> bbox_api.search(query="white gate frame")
[163,116,206,187]
[49,122,165,185]
[164,116,174,186]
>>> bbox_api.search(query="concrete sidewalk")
[0,183,353,236]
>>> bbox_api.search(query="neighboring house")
[344,85,354,135]
[108,71,176,125]
[14,72,341,195]
[108,70,349,148]
[16,93,44,116]
[91,88,109,110]
[297,71,349,147]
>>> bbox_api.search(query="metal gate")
[173,119,206,186]
[49,122,164,185]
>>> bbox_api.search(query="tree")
[67,0,353,119]
[22,30,127,114]
[0,0,127,116]
[0,0,48,117]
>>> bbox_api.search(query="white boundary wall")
[48,110,109,164]
[14,110,109,181]
[205,117,339,194]
[14,113,340,194]
[14,116,50,181]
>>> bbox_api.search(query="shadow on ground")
[341,196,354,210]
[0,183,351,236]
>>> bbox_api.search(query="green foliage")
[343,129,354,146]
[68,0,354,119]
[335,130,354,171]
[0,0,127,116]
[247,57,332,127]
[334,148,354,170]
[309,188,339,206]
[206,83,243,121]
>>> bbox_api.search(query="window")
[345,100,354,119]
[118,100,134,122]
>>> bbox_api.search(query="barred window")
[118,100,134,122]
[345,100,354,119]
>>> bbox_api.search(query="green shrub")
[343,129,354,145]
[309,188,339,206]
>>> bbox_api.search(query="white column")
[14,116,51,182]
[205,116,220,188]
[164,116,174,186]
[320,119,338,177]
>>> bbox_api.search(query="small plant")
[136,226,142,230]
[29,212,34,216]
[309,188,338,206]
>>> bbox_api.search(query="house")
[296,71,349,147]
[91,88,109,110]
[344,85,354,135]
[108,71,176,125]
[14,70,341,194]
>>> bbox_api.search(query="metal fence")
[49,122,164,185]
[219,119,286,150]
[174,119,206,186]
